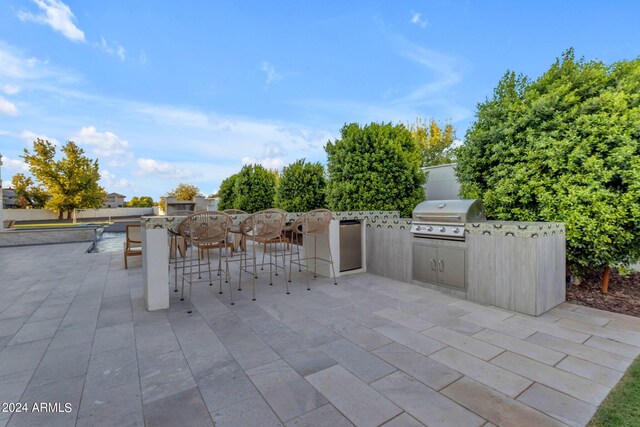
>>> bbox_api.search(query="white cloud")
[261,61,282,85]
[17,0,85,42]
[410,12,428,28]
[0,155,29,173]
[241,156,284,170]
[136,158,192,179]
[0,96,18,116]
[19,130,59,145]
[95,37,126,61]
[2,84,20,95]
[139,51,147,64]
[135,104,210,128]
[0,43,81,87]
[73,126,130,157]
[100,170,131,190]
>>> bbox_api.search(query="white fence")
[3,207,156,222]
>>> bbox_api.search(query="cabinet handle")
[430,259,436,270]
[438,260,444,272]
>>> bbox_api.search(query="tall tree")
[408,118,457,166]
[325,122,426,217]
[275,159,326,212]
[161,183,200,211]
[126,196,154,207]
[456,49,640,291]
[21,139,106,219]
[168,183,200,200]
[233,164,277,213]
[216,174,238,211]
[11,173,49,208]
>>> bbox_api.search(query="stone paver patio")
[1,242,640,426]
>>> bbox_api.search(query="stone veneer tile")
[441,377,565,427]
[210,394,282,427]
[142,387,213,427]
[584,335,640,359]
[423,325,504,361]
[245,359,327,422]
[284,404,353,427]
[555,318,640,347]
[429,347,531,398]
[459,312,536,339]
[373,308,435,332]
[319,338,396,384]
[505,316,590,344]
[556,355,624,388]
[516,383,597,427]
[492,351,610,406]
[372,371,485,427]
[373,343,460,391]
[381,413,424,427]
[527,332,632,372]
[305,365,402,427]
[472,329,565,366]
[374,324,445,356]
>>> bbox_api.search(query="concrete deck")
[1,242,640,427]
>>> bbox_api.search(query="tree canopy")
[216,174,238,211]
[233,164,277,213]
[325,122,426,217]
[456,49,640,274]
[166,183,200,200]
[11,173,49,208]
[275,159,326,212]
[161,183,200,211]
[21,139,106,219]
[126,196,154,207]
[408,118,457,167]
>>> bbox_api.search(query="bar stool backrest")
[292,209,332,236]
[241,210,285,240]
[181,211,232,245]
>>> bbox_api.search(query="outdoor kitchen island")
[367,213,566,316]
[141,209,565,316]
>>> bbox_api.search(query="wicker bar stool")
[288,209,337,290]
[238,209,289,300]
[167,210,193,292]
[180,211,234,312]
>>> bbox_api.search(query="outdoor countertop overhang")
[140,212,564,237]
[141,210,402,229]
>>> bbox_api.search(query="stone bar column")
[142,220,169,311]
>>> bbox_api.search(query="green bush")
[325,122,426,217]
[275,159,326,212]
[216,174,238,211]
[456,49,640,272]
[233,164,277,213]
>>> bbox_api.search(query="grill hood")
[412,199,486,224]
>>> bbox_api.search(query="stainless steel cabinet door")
[412,244,438,284]
[437,247,466,289]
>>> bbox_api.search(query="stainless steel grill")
[411,199,486,241]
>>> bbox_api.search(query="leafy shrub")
[275,159,326,212]
[456,49,640,272]
[325,122,426,217]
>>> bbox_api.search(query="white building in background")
[104,193,126,208]
[2,188,18,209]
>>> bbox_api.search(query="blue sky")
[1,1,639,200]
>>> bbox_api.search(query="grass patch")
[589,355,640,426]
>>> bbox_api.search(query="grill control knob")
[416,225,421,231]
[453,227,460,234]
[427,226,433,231]
[439,227,446,233]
